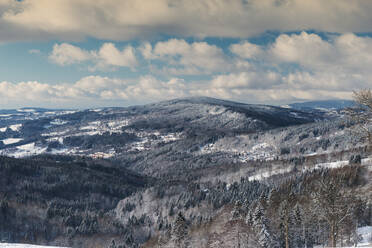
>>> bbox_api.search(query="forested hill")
[0,156,151,247]
[0,97,324,160]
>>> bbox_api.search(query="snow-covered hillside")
[0,244,68,248]
[0,97,324,160]
[197,117,364,164]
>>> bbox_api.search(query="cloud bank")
[49,43,137,71]
[3,31,372,107]
[1,0,372,41]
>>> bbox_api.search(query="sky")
[1,0,372,108]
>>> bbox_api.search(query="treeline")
[0,156,371,247]
[150,164,371,248]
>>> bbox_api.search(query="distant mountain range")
[285,99,354,110]
[0,97,325,161]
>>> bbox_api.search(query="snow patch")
[314,225,372,247]
[307,157,372,172]
[50,119,68,125]
[77,120,128,135]
[89,149,116,159]
[247,167,292,181]
[208,106,225,115]
[17,108,36,112]
[47,148,70,155]
[3,143,48,158]
[41,130,68,137]
[0,244,69,248]
[128,132,182,152]
[200,140,276,162]
[1,138,23,145]
[357,226,372,246]
[60,110,77,115]
[9,124,22,131]
[313,160,349,170]
[252,142,271,151]
[281,104,291,108]
[46,137,64,144]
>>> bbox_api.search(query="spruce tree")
[279,200,291,248]
[249,202,280,248]
[171,212,189,248]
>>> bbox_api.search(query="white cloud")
[269,32,372,85]
[270,32,372,73]
[50,43,91,65]
[2,0,372,42]
[211,71,280,89]
[95,43,137,68]
[153,39,191,56]
[144,39,229,75]
[199,32,372,102]
[0,76,191,108]
[282,71,371,92]
[0,72,362,109]
[49,39,231,75]
[138,42,154,60]
[49,42,138,70]
[335,33,372,71]
[270,32,333,68]
[230,41,262,59]
[5,32,372,108]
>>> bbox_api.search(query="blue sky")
[1,0,372,108]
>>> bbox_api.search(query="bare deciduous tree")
[345,89,372,144]
[312,176,356,247]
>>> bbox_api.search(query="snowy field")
[357,226,372,247]
[0,244,69,248]
[314,226,372,247]
[1,138,23,145]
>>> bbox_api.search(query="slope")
[0,156,150,247]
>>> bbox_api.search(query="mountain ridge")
[0,97,326,161]
[287,99,354,110]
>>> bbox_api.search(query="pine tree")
[0,200,9,229]
[249,202,280,248]
[171,212,189,248]
[108,239,117,248]
[157,230,170,248]
[291,203,305,248]
[231,200,244,220]
[279,200,291,248]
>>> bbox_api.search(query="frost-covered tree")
[108,239,117,248]
[278,199,292,248]
[157,229,171,248]
[291,203,305,248]
[346,89,372,144]
[0,200,9,225]
[231,200,244,220]
[247,201,280,248]
[171,212,189,248]
[312,176,356,247]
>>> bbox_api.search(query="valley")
[0,98,371,248]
